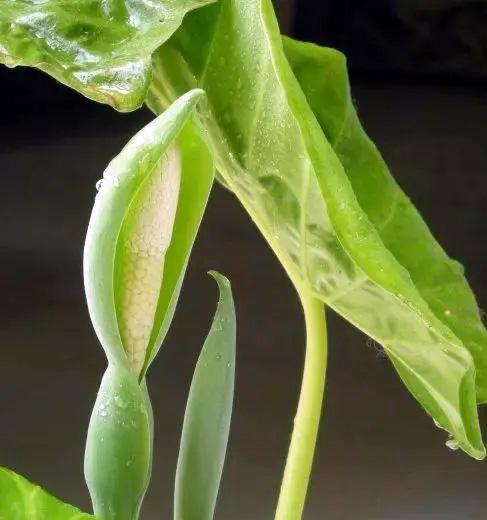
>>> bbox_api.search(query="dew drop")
[446,438,459,451]
[114,395,128,409]
[95,179,104,191]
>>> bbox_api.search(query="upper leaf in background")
[84,88,214,377]
[282,36,487,404]
[147,0,485,458]
[175,272,236,520]
[0,0,214,111]
[0,467,98,520]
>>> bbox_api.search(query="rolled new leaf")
[175,272,236,520]
[84,89,214,519]
[148,0,485,458]
[0,467,98,520]
[0,0,215,111]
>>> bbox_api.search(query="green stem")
[275,292,327,520]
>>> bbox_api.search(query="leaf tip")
[207,270,231,291]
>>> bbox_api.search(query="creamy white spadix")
[115,145,181,376]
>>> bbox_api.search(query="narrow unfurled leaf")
[0,467,98,520]
[0,0,214,111]
[84,88,214,377]
[147,0,485,458]
[175,272,236,520]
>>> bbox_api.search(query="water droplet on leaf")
[446,438,459,451]
[114,395,128,409]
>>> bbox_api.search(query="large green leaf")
[0,467,97,520]
[175,272,236,520]
[147,0,485,458]
[282,36,487,404]
[84,88,214,377]
[0,0,214,111]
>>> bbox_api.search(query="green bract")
[0,467,98,520]
[0,0,214,111]
[146,0,486,458]
[84,88,213,377]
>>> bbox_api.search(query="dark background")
[1,1,486,519]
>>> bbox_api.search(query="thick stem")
[275,293,327,520]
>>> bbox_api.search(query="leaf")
[84,88,214,377]
[147,0,485,458]
[175,272,236,520]
[0,467,97,520]
[0,0,214,111]
[282,36,487,404]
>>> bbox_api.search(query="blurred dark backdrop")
[1,1,486,519]
[294,0,487,81]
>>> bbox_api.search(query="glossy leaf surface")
[175,272,236,520]
[0,0,214,111]
[283,36,487,404]
[0,467,97,520]
[147,0,485,458]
